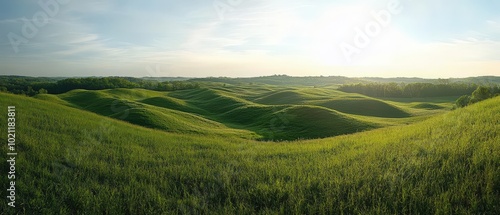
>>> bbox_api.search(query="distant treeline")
[0,76,200,95]
[192,75,500,86]
[337,83,494,98]
[191,75,360,86]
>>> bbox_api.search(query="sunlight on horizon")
[0,0,499,78]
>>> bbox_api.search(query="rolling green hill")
[411,103,446,110]
[316,98,411,118]
[254,90,308,105]
[52,89,257,139]
[0,92,499,214]
[47,87,389,140]
[222,105,376,140]
[35,86,455,140]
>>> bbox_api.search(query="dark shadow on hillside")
[318,99,411,118]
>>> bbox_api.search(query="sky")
[0,0,499,78]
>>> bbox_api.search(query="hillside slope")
[53,88,378,140]
[316,98,410,118]
[54,89,257,139]
[1,93,498,214]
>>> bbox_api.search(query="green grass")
[56,89,257,139]
[254,90,309,105]
[316,98,411,118]
[52,88,388,140]
[222,104,376,140]
[0,91,499,214]
[33,94,74,107]
[412,103,446,110]
[40,86,456,141]
[140,96,201,114]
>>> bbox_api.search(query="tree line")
[455,86,500,108]
[0,76,200,96]
[337,82,484,98]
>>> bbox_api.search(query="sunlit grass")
[0,92,499,214]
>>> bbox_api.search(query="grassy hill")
[1,92,499,214]
[253,90,310,105]
[222,105,376,140]
[33,86,455,141]
[45,87,394,140]
[316,98,410,118]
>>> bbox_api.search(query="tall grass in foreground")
[0,92,499,214]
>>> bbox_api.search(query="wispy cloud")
[0,0,499,77]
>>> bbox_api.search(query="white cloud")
[1,0,500,78]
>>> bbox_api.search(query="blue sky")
[0,0,499,78]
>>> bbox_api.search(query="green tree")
[470,86,491,104]
[455,95,471,108]
[26,86,37,96]
[38,88,48,94]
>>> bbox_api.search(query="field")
[34,85,454,140]
[1,84,499,214]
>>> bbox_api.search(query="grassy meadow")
[0,84,498,214]
[34,85,454,140]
